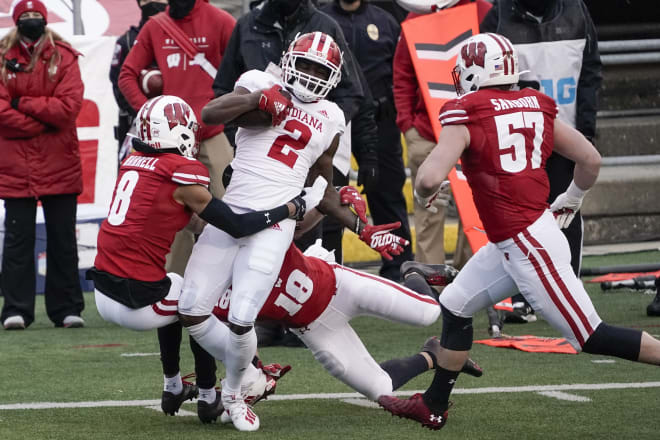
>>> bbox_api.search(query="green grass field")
[1,250,660,440]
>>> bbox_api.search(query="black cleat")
[401,261,459,287]
[197,394,223,423]
[647,289,660,317]
[161,383,198,416]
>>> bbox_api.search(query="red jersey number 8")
[267,119,312,168]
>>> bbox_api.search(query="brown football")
[139,68,163,98]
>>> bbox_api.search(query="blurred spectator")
[393,0,492,265]
[0,0,85,330]
[322,0,413,281]
[481,0,602,323]
[109,0,167,163]
[119,0,236,276]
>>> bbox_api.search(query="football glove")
[289,176,328,221]
[414,180,451,213]
[258,84,293,126]
[550,181,587,229]
[339,186,368,224]
[359,222,409,261]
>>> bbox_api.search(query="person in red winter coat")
[118,0,236,277]
[0,0,85,330]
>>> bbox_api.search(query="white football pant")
[95,273,182,331]
[440,210,602,350]
[291,265,440,400]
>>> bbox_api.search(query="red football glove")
[258,84,293,126]
[359,222,409,261]
[339,186,368,224]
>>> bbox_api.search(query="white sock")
[164,373,183,394]
[198,387,216,404]
[224,328,257,392]
[186,316,229,362]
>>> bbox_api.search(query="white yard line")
[2,381,659,411]
[537,391,591,402]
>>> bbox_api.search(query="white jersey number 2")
[495,111,544,173]
[107,170,139,226]
[267,119,312,168]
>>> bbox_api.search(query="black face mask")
[17,18,46,41]
[168,0,196,19]
[271,0,303,18]
[141,2,167,22]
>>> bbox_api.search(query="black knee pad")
[582,322,642,361]
[440,305,473,351]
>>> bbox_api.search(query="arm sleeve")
[392,32,417,134]
[213,22,244,98]
[0,82,48,138]
[17,53,84,128]
[199,198,290,238]
[118,24,157,113]
[575,1,602,141]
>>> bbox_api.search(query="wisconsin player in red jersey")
[87,96,320,423]
[378,33,660,431]
[207,240,482,424]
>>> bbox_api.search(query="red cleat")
[377,393,449,431]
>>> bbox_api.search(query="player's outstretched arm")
[173,184,298,238]
[416,125,470,199]
[550,119,602,228]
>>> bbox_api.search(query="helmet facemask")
[281,32,342,103]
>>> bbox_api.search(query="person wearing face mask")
[481,0,602,324]
[0,0,85,330]
[109,0,168,162]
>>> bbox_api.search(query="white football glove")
[414,180,451,213]
[550,181,587,229]
[302,176,328,213]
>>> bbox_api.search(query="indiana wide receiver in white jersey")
[178,31,409,432]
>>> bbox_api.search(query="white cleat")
[221,387,260,432]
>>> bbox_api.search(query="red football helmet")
[281,32,343,102]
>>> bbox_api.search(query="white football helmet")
[452,33,526,96]
[136,95,199,158]
[281,32,342,102]
[395,0,459,14]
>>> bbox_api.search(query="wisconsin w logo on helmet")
[461,42,486,68]
[163,102,191,131]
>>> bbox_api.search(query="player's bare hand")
[359,222,409,261]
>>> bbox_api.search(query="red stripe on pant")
[523,230,594,336]
[332,264,439,305]
[152,302,178,316]
[513,235,585,346]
